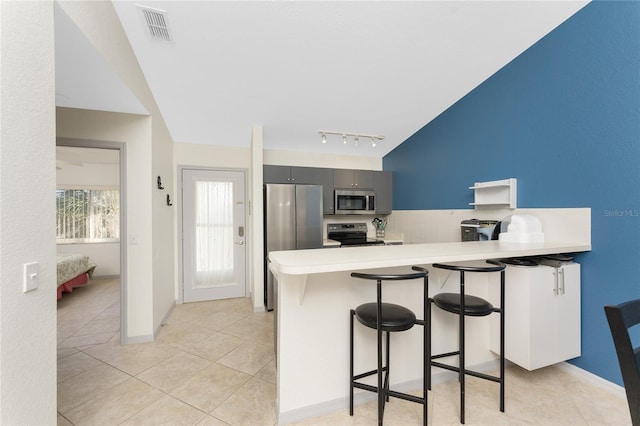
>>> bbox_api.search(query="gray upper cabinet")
[334,169,374,189]
[373,171,393,215]
[292,167,334,215]
[264,165,391,215]
[263,165,292,184]
[263,165,335,214]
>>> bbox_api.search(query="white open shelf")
[469,178,517,209]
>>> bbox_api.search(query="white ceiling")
[55,1,588,158]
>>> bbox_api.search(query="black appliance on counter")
[461,219,500,241]
[327,223,385,247]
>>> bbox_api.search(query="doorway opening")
[56,139,127,344]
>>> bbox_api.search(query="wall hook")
[157,176,164,190]
[166,194,173,206]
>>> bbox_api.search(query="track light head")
[318,130,383,148]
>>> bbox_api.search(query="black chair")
[430,260,506,424]
[350,267,429,426]
[604,299,640,426]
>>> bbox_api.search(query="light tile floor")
[57,278,631,425]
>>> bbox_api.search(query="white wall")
[58,0,177,341]
[250,128,264,311]
[57,108,154,341]
[175,143,251,169]
[0,1,57,423]
[56,161,119,187]
[264,148,382,170]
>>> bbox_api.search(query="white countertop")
[269,240,591,276]
[322,239,341,247]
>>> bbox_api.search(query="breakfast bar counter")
[269,240,591,424]
[270,240,590,276]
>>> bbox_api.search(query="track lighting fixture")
[318,131,384,147]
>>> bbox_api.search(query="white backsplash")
[385,208,591,245]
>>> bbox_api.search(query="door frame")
[177,165,250,304]
[56,137,128,343]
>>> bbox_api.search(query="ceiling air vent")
[137,5,172,43]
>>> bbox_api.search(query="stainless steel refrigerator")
[264,184,323,310]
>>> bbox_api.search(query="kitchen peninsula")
[270,238,591,424]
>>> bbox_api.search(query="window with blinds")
[56,188,120,243]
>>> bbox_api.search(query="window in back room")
[56,145,121,245]
[55,188,119,243]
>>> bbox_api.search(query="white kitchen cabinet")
[489,262,581,370]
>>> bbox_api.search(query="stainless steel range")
[327,223,385,247]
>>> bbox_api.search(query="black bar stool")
[430,260,506,424]
[350,267,429,426]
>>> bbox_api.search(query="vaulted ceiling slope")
[57,1,589,158]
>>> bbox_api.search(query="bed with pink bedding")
[57,254,97,300]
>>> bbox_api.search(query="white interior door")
[182,169,247,302]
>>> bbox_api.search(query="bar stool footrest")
[354,367,387,381]
[353,382,426,406]
[431,360,502,383]
[432,350,460,360]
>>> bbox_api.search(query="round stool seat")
[433,293,493,317]
[355,302,416,332]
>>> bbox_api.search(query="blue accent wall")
[384,1,640,386]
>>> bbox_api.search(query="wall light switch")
[23,262,39,293]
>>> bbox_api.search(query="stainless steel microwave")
[334,190,375,215]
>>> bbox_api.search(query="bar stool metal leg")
[460,270,466,424]
[350,309,355,416]
[500,269,505,412]
[377,278,384,426]
[424,277,430,425]
[385,332,390,403]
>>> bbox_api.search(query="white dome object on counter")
[499,214,545,243]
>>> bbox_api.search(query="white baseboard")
[154,300,177,340]
[122,301,176,345]
[278,360,626,425]
[556,362,626,400]
[122,333,154,345]
[278,359,503,424]
[92,274,120,280]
